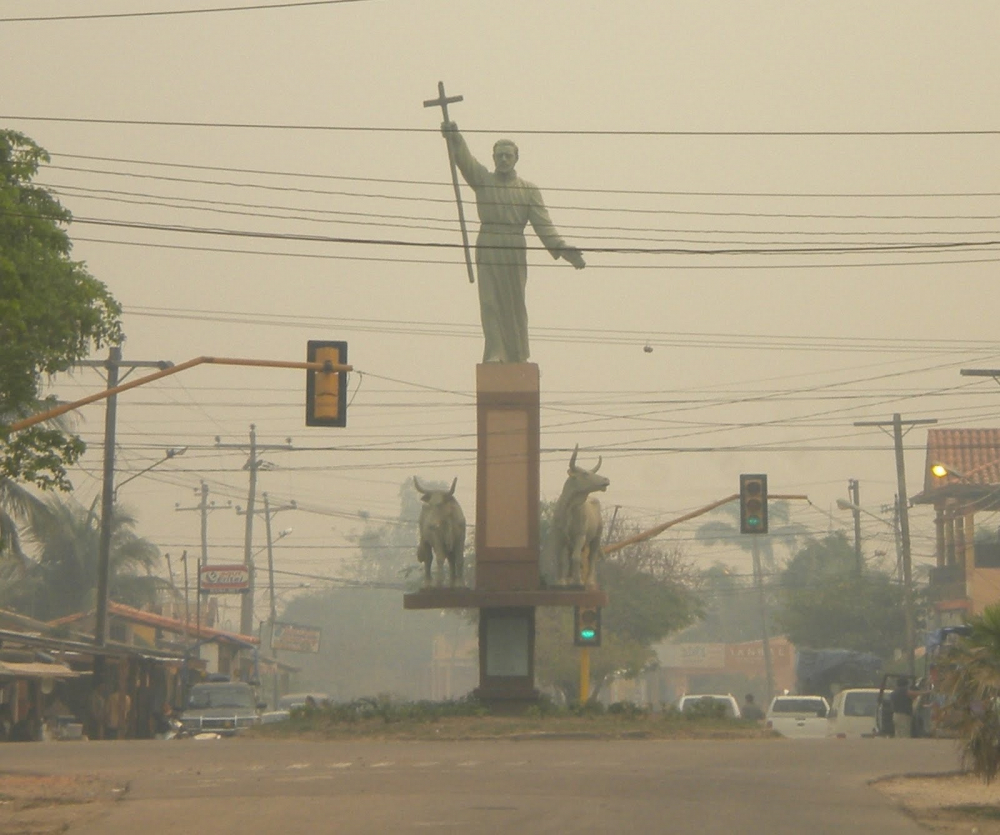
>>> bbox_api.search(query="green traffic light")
[580,629,596,640]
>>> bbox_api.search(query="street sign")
[199,564,250,593]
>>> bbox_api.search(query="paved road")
[6,736,960,834]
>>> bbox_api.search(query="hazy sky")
[4,1,999,628]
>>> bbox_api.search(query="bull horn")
[590,456,603,474]
[569,444,579,471]
[448,477,457,497]
[413,476,430,496]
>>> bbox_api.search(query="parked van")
[826,687,880,738]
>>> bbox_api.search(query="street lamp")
[114,447,188,497]
[931,463,966,480]
[836,498,894,527]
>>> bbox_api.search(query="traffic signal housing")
[574,606,602,647]
[306,340,348,427]
[739,473,768,534]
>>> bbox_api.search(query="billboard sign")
[271,621,322,653]
[199,564,250,593]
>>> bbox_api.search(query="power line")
[5,115,1000,136]
[46,152,1000,199]
[0,0,373,24]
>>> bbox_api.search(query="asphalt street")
[4,736,960,834]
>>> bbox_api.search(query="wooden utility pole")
[75,349,172,648]
[848,479,863,574]
[751,536,774,700]
[855,414,937,677]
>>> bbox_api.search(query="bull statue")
[547,445,610,588]
[414,476,466,588]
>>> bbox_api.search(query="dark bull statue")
[414,476,466,588]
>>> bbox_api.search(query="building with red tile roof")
[912,428,1000,621]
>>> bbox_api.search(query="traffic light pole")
[604,493,808,555]
[8,354,353,434]
[579,647,590,704]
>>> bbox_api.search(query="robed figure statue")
[442,122,586,364]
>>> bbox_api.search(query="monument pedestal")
[403,363,607,711]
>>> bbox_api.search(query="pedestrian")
[441,121,586,364]
[88,684,106,741]
[741,693,765,721]
[105,687,132,741]
[0,702,13,741]
[889,676,923,738]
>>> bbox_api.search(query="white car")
[765,694,830,738]
[826,688,880,739]
[677,694,742,719]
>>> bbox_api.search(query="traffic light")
[739,473,768,534]
[574,606,602,647]
[306,340,348,427]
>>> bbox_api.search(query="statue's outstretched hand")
[441,120,458,136]
[560,246,586,270]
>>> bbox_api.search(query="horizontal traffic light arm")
[604,493,808,555]
[8,355,353,433]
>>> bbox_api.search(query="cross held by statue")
[423,81,463,121]
[423,81,475,285]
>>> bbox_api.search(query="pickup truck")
[765,695,830,738]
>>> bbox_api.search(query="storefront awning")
[0,661,81,679]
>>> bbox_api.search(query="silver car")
[179,682,264,736]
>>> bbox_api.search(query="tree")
[774,532,908,659]
[534,511,703,702]
[694,499,806,574]
[938,604,1000,783]
[0,494,163,620]
[0,129,122,491]
[0,475,47,569]
[682,562,775,645]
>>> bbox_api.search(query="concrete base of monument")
[403,587,608,610]
[473,685,542,714]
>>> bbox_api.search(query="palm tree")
[939,604,1000,783]
[0,476,48,569]
[0,494,164,620]
[694,500,807,573]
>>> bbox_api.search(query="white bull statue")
[547,445,610,588]
[414,476,466,588]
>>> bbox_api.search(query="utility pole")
[848,479,863,574]
[260,493,295,708]
[181,550,190,641]
[751,537,775,701]
[855,414,937,677]
[218,426,293,638]
[175,481,232,566]
[77,348,172,649]
[176,483,231,650]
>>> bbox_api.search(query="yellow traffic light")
[306,340,348,427]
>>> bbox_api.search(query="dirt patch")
[0,772,126,835]
[875,772,1000,833]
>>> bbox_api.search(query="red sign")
[200,564,250,593]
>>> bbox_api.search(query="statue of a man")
[442,122,586,364]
